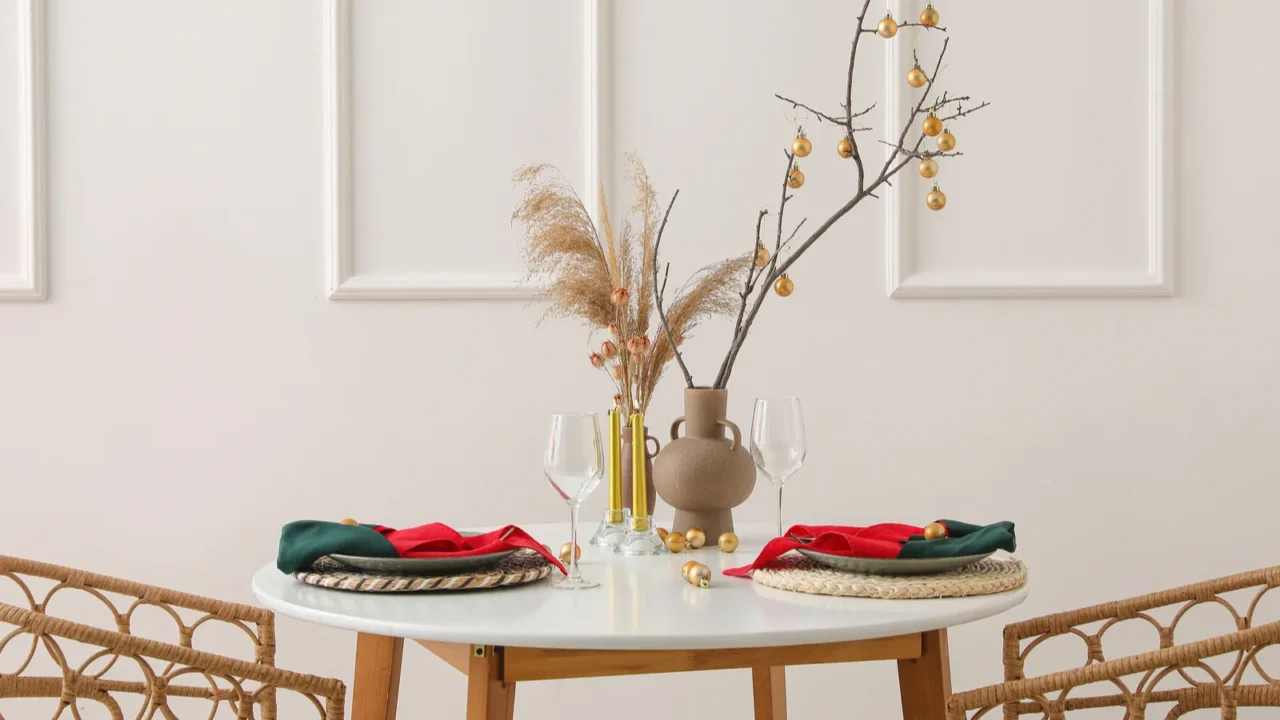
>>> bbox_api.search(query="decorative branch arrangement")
[653,0,989,389]
[512,157,747,414]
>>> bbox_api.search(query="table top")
[252,522,1028,651]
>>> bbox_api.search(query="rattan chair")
[0,555,345,719]
[949,566,1280,719]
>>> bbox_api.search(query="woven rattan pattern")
[752,555,1027,599]
[295,550,552,593]
[948,566,1280,719]
[0,555,344,719]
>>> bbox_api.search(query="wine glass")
[750,398,807,538]
[544,412,604,589]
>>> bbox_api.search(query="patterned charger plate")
[295,550,553,592]
[328,550,517,575]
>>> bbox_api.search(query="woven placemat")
[752,555,1026,599]
[294,550,554,592]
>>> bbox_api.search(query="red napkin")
[723,523,935,577]
[374,523,567,575]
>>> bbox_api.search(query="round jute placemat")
[294,550,554,593]
[752,555,1026,599]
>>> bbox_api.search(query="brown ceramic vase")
[652,388,756,539]
[620,424,660,517]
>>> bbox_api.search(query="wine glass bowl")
[544,412,604,589]
[750,398,807,538]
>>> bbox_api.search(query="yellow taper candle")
[607,410,623,523]
[631,413,649,530]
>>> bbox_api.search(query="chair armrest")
[0,602,344,719]
[951,621,1280,719]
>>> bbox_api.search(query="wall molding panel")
[884,0,1173,299]
[323,0,602,301]
[0,0,47,300]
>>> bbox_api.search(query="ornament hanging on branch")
[877,13,899,38]
[919,155,939,178]
[907,64,928,89]
[926,183,947,211]
[791,129,812,158]
[937,128,956,152]
[837,136,855,159]
[920,4,940,27]
[774,274,794,297]
[787,164,805,189]
[923,109,943,137]
[754,243,771,268]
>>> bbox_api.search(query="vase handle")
[669,417,686,441]
[718,419,742,451]
[645,434,661,457]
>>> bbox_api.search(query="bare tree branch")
[650,190,694,388]
[877,141,964,159]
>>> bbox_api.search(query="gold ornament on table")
[907,64,928,89]
[686,563,712,588]
[791,130,812,158]
[877,13,899,38]
[774,274,794,297]
[920,3,940,27]
[682,560,700,581]
[923,522,948,540]
[754,244,771,268]
[340,518,358,526]
[923,110,943,137]
[656,527,669,541]
[685,527,707,549]
[559,542,582,562]
[717,531,739,553]
[937,129,956,152]
[787,164,805,189]
[837,136,855,159]
[919,156,939,179]
[926,183,947,211]
[665,531,687,553]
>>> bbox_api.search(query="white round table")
[253,522,1027,720]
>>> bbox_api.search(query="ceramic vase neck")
[684,388,729,439]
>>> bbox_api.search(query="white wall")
[2,0,1279,717]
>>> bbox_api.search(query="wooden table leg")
[352,633,404,720]
[751,666,787,720]
[467,645,516,720]
[897,629,951,720]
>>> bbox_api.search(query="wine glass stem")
[776,485,784,538]
[568,503,582,581]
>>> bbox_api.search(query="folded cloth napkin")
[723,520,1015,577]
[277,521,567,575]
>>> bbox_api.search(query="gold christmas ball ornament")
[907,65,928,89]
[718,532,739,553]
[791,133,812,158]
[665,531,687,553]
[837,137,855,159]
[559,542,582,562]
[936,130,956,152]
[774,275,794,297]
[787,166,805,189]
[918,156,939,179]
[681,560,700,581]
[877,14,899,38]
[687,563,712,588]
[685,527,707,549]
[920,4,940,27]
[656,527,669,541]
[923,522,948,540]
[923,113,943,137]
[340,517,358,526]
[754,245,771,268]
[926,184,947,211]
